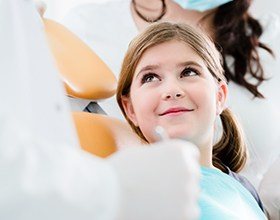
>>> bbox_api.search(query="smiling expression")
[122,40,227,148]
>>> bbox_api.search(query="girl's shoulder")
[225,167,266,214]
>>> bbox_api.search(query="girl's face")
[122,40,227,147]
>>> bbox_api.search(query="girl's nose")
[161,76,186,100]
[164,92,183,100]
[162,81,186,100]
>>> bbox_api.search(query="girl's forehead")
[134,40,206,71]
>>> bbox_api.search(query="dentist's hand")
[259,157,280,220]
[108,139,200,220]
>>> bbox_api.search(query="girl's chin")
[167,129,192,141]
[144,126,193,142]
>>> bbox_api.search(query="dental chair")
[44,18,142,158]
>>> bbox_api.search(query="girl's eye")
[141,73,160,84]
[180,67,200,78]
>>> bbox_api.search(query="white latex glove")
[259,157,280,220]
[108,139,201,220]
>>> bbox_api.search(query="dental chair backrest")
[43,18,116,100]
[44,18,142,158]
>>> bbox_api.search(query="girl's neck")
[199,147,215,168]
[193,137,215,168]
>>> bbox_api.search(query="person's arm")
[1,119,201,220]
[0,118,120,220]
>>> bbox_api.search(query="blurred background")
[42,0,280,21]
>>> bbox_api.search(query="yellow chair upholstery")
[44,18,141,158]
[44,18,117,100]
[72,112,142,158]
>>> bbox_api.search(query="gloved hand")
[259,156,280,220]
[108,139,201,220]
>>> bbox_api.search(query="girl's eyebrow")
[135,61,203,78]
[136,64,160,79]
[177,61,203,68]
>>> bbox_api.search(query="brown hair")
[117,22,247,172]
[211,0,273,98]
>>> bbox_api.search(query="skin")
[131,0,215,35]
[122,40,227,167]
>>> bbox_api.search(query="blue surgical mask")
[173,0,233,12]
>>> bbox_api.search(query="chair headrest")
[44,18,117,100]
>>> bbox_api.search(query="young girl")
[116,22,268,219]
[63,1,279,192]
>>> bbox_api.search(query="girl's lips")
[159,107,194,116]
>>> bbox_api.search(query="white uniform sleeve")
[0,118,120,220]
[0,1,120,219]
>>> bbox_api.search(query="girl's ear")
[121,96,139,126]
[216,82,228,115]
